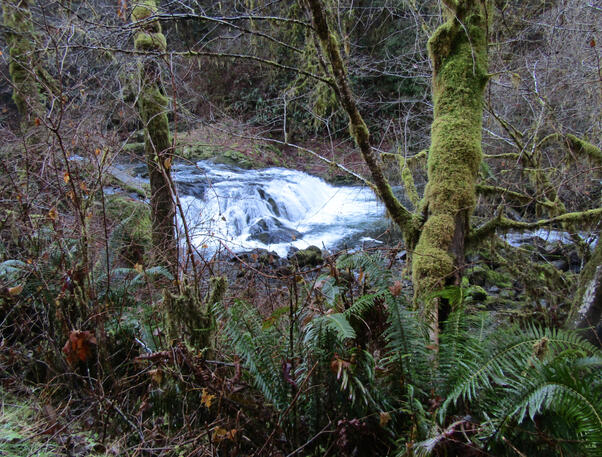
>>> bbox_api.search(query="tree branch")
[476,184,555,209]
[66,45,333,85]
[304,0,416,239]
[538,133,602,166]
[469,207,602,245]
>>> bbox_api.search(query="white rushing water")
[174,161,386,257]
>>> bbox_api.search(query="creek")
[120,159,596,260]
[172,161,388,257]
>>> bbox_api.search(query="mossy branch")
[131,12,305,55]
[469,207,602,245]
[486,103,525,151]
[476,184,555,208]
[305,0,415,240]
[381,151,424,208]
[538,133,602,166]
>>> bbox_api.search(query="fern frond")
[494,359,602,456]
[383,297,430,392]
[441,326,599,416]
[343,291,387,319]
[213,299,289,409]
[304,313,356,346]
[336,251,392,292]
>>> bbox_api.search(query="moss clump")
[2,0,44,122]
[132,4,154,21]
[412,214,456,297]
[401,165,420,208]
[565,134,602,166]
[178,143,253,168]
[105,195,152,266]
[290,246,323,268]
[134,32,167,52]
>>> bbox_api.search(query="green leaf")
[322,313,356,341]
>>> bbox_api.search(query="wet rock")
[176,181,205,199]
[248,217,301,244]
[288,245,323,268]
[488,285,500,294]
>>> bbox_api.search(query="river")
[172,161,388,257]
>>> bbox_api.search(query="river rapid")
[173,161,388,257]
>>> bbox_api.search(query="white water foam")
[175,161,385,257]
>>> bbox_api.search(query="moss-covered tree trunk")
[569,234,602,346]
[2,0,44,125]
[132,1,177,272]
[412,1,489,326]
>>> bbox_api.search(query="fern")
[343,291,388,319]
[213,299,289,409]
[305,313,356,344]
[336,251,393,292]
[383,296,430,392]
[492,358,602,456]
[441,325,598,415]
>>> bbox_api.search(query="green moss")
[134,32,167,52]
[413,1,489,305]
[163,276,227,351]
[179,143,253,168]
[132,1,157,21]
[565,134,602,166]
[105,195,152,265]
[290,246,323,268]
[122,142,145,155]
[133,0,176,270]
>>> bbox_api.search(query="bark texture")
[2,0,44,123]
[569,235,602,346]
[132,1,177,271]
[412,1,489,319]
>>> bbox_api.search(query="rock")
[179,143,254,169]
[570,236,602,346]
[467,285,488,302]
[237,248,282,266]
[500,289,515,299]
[176,181,205,199]
[122,142,145,156]
[551,259,569,271]
[289,245,323,268]
[248,217,301,244]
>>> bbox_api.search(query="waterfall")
[174,161,386,257]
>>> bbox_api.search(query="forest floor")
[172,119,371,183]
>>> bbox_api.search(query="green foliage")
[214,298,290,409]
[399,312,602,456]
[104,195,152,266]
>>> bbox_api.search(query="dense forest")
[0,1,601,456]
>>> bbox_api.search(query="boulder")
[288,245,323,268]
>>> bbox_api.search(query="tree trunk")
[132,1,177,273]
[412,1,489,326]
[569,234,602,346]
[2,0,44,125]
